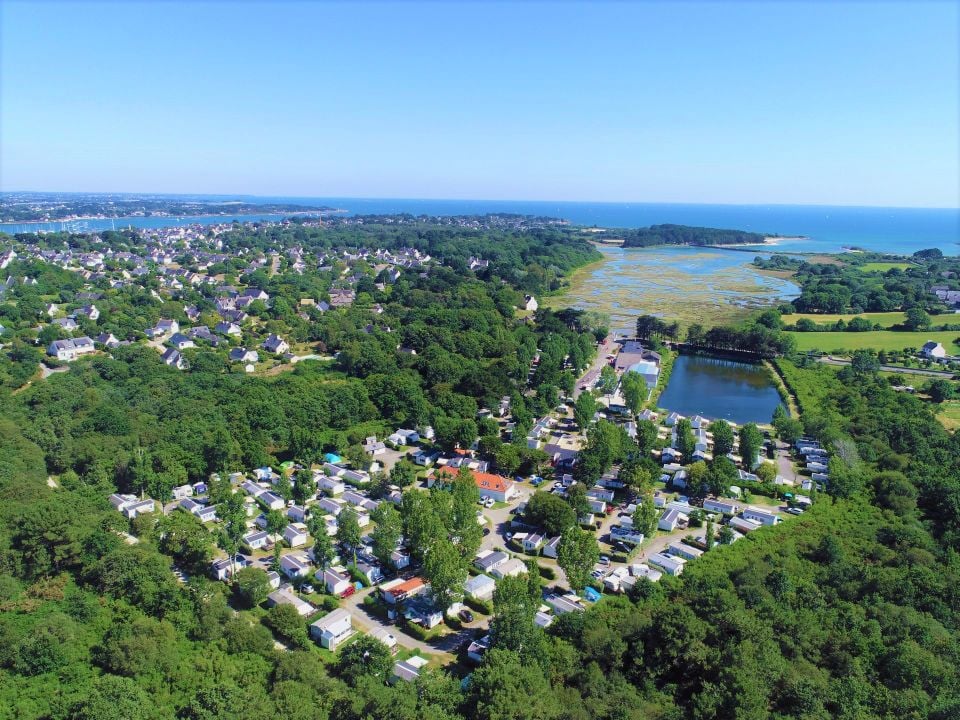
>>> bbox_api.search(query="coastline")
[2,209,339,225]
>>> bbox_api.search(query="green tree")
[337,635,394,686]
[525,491,577,536]
[632,494,658,539]
[450,471,483,560]
[156,510,214,574]
[470,649,561,720]
[336,507,362,566]
[423,537,466,611]
[371,503,403,569]
[620,371,647,414]
[557,527,599,594]
[390,459,417,488]
[264,603,310,649]
[904,306,931,330]
[925,378,955,403]
[675,418,696,462]
[738,422,763,469]
[491,573,541,655]
[708,419,735,458]
[292,469,314,506]
[573,392,597,430]
[308,515,336,571]
[565,482,591,520]
[233,566,271,608]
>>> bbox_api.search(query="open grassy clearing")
[937,400,960,431]
[782,311,907,328]
[787,329,960,354]
[858,262,913,273]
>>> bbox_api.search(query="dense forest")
[619,224,770,248]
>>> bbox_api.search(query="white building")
[309,608,354,650]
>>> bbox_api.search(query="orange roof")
[393,577,425,594]
[438,467,511,493]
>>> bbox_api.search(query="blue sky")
[1,1,957,207]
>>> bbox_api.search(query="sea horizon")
[3,193,958,255]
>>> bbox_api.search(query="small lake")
[658,354,784,425]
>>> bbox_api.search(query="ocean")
[2,196,958,256]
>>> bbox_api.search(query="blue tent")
[324,453,342,464]
[584,587,602,602]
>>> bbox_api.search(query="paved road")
[818,356,954,378]
[573,334,620,398]
[775,440,800,484]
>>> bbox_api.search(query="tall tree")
[336,507,362,566]
[738,423,763,469]
[632,494,658,539]
[423,537,466,611]
[557,527,599,594]
[371,503,402,569]
[573,392,597,430]
[708,419,734,458]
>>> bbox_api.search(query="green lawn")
[783,311,906,328]
[937,401,960,431]
[858,262,912,273]
[788,329,960,354]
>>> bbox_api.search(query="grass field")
[783,311,906,328]
[858,262,913,273]
[787,329,960,354]
[937,401,960,431]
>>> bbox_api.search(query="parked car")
[786,507,804,515]
[599,555,610,566]
[459,609,475,623]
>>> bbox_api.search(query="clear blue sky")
[2,1,957,207]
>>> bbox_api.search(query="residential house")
[121,499,155,519]
[523,533,545,553]
[387,429,420,446]
[180,498,217,523]
[464,574,496,602]
[322,568,352,596]
[363,436,387,456]
[215,321,242,336]
[542,535,562,559]
[267,587,315,617]
[404,597,443,628]
[658,507,688,532]
[259,492,285,511]
[167,332,195,350]
[474,550,509,573]
[380,576,426,605]
[317,497,344,516]
[172,484,194,500]
[229,347,259,363]
[262,333,289,354]
[280,553,312,579]
[390,549,410,569]
[310,609,354,650]
[491,557,528,579]
[729,516,762,534]
[161,347,187,370]
[742,506,780,526]
[369,627,398,653]
[648,552,686,576]
[703,498,738,515]
[392,655,429,682]
[243,530,270,550]
[211,555,249,581]
[545,594,586,615]
[317,475,346,495]
[667,542,704,561]
[467,634,492,664]
[283,523,309,548]
[921,340,947,359]
[47,336,96,361]
[53,316,79,332]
